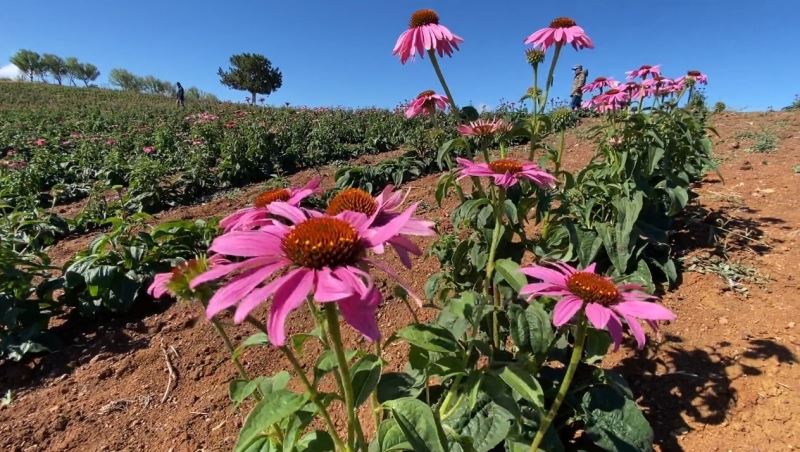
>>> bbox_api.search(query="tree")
[64,57,81,86]
[41,54,68,85]
[218,53,282,105]
[78,63,100,86]
[10,49,41,82]
[109,68,142,91]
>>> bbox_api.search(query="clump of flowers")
[625,64,661,80]
[219,177,321,232]
[581,76,617,94]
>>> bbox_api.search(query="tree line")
[11,49,100,86]
[108,68,217,101]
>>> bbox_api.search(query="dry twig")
[160,342,178,403]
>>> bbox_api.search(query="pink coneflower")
[326,186,435,268]
[625,64,661,81]
[591,88,630,112]
[457,157,557,189]
[34,138,46,147]
[191,204,423,346]
[519,262,675,349]
[404,90,449,118]
[684,70,708,85]
[143,146,155,154]
[393,9,463,64]
[106,139,117,146]
[219,176,321,233]
[456,118,511,138]
[581,76,616,94]
[524,17,594,51]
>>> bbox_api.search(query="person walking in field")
[570,65,588,110]
[176,82,185,108]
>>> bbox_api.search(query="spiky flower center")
[566,272,620,306]
[549,17,577,28]
[410,9,439,28]
[639,65,652,70]
[327,188,378,216]
[417,90,436,99]
[488,159,524,174]
[254,188,291,208]
[606,89,620,95]
[282,217,363,269]
[525,49,545,65]
[687,70,701,77]
[595,77,607,82]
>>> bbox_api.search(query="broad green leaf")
[508,303,554,356]
[376,372,422,403]
[493,259,527,293]
[385,397,448,452]
[392,324,459,354]
[584,328,612,364]
[370,418,411,452]
[498,364,545,410]
[442,391,514,452]
[351,354,382,406]
[581,386,654,452]
[234,390,307,452]
[295,430,335,452]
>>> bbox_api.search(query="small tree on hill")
[65,57,81,86]
[10,49,41,82]
[109,68,142,91]
[218,53,282,105]
[41,54,68,85]
[78,63,100,86]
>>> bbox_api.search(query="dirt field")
[1,111,798,451]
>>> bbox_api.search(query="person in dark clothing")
[176,82,185,108]
[570,65,588,110]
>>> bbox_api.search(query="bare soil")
[1,112,799,451]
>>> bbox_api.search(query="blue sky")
[2,1,798,111]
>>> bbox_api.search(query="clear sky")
[2,1,798,111]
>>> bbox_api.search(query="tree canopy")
[218,53,282,105]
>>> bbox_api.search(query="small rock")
[718,317,729,325]
[788,322,796,329]
[97,367,114,380]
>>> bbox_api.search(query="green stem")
[370,341,384,432]
[427,49,459,115]
[556,128,566,175]
[540,43,563,116]
[325,304,366,451]
[484,188,506,349]
[281,345,347,451]
[529,66,541,161]
[529,316,588,451]
[210,319,250,383]
[438,374,463,418]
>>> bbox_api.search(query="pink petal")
[520,265,569,286]
[552,296,584,327]
[613,301,675,321]
[585,303,612,329]
[205,260,285,318]
[264,268,315,345]
[209,231,283,257]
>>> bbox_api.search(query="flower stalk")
[427,49,459,115]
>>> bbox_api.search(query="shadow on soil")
[618,335,796,451]
[0,297,176,391]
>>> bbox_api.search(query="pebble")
[719,317,729,325]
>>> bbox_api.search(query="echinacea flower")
[581,76,617,94]
[520,262,675,349]
[456,118,511,138]
[590,88,630,112]
[149,255,227,299]
[457,157,557,189]
[393,9,464,64]
[34,138,46,147]
[219,176,321,232]
[326,186,435,268]
[191,203,423,346]
[143,146,155,154]
[625,64,661,81]
[524,17,594,51]
[405,90,449,118]
[684,70,708,85]
[525,49,546,66]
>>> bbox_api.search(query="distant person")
[570,65,588,110]
[176,82,185,108]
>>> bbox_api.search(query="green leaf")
[371,418,411,452]
[377,372,423,403]
[392,324,459,354]
[498,364,545,410]
[584,328,612,364]
[314,349,358,383]
[233,332,270,360]
[351,354,382,407]
[442,391,514,452]
[234,390,307,452]
[508,303,554,356]
[385,397,448,452]
[494,259,527,292]
[581,386,654,452]
[296,431,335,451]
